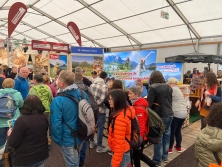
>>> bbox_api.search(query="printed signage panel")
[71,46,103,55]
[156,63,183,81]
[8,2,27,38]
[104,50,157,89]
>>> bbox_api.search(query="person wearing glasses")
[108,89,135,167]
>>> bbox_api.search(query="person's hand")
[195,100,200,108]
[7,128,12,137]
[205,91,210,96]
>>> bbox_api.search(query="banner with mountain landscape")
[72,55,103,76]
[104,50,157,88]
[156,63,183,81]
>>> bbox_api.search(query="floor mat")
[165,144,197,167]
[189,112,201,123]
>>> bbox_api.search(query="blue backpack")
[0,94,16,118]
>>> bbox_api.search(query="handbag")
[0,142,13,167]
[209,152,222,167]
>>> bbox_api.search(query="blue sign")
[156,63,183,81]
[71,46,103,54]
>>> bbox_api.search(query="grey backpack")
[58,90,95,148]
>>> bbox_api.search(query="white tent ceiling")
[0,0,222,48]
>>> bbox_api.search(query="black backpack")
[111,108,142,150]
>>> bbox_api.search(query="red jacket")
[132,97,148,140]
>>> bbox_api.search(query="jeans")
[0,127,8,146]
[91,113,106,146]
[169,117,185,148]
[13,159,46,167]
[153,116,173,165]
[61,142,83,167]
[110,152,131,167]
[80,141,87,163]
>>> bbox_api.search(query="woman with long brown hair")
[195,72,221,129]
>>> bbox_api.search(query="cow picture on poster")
[104,50,157,88]
[50,54,67,78]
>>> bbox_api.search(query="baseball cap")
[75,66,85,73]
[91,71,97,75]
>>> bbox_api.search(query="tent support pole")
[208,63,210,72]
[195,39,199,52]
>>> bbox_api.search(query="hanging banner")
[50,54,67,78]
[67,22,82,46]
[156,63,183,81]
[31,40,70,52]
[104,50,157,89]
[8,2,27,38]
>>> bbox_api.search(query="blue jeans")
[91,113,106,146]
[61,142,83,167]
[80,141,87,163]
[110,152,131,167]
[153,116,173,165]
[0,127,8,146]
[14,159,46,167]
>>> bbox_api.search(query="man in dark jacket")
[74,66,92,87]
[7,66,17,79]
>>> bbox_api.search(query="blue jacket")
[209,94,222,102]
[14,76,29,100]
[50,84,88,147]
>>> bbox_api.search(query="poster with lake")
[104,50,157,88]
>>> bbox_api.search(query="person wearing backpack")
[50,70,89,167]
[74,72,99,167]
[0,78,24,153]
[108,89,135,167]
[128,86,157,167]
[147,71,173,167]
[29,74,53,149]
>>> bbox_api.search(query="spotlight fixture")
[38,50,42,54]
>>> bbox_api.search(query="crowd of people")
[0,65,221,167]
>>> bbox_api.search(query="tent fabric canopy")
[0,0,222,48]
[165,52,222,64]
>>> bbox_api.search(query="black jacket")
[7,72,17,79]
[8,114,49,166]
[147,83,173,118]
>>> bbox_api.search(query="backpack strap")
[213,152,221,165]
[57,93,79,150]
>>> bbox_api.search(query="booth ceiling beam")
[31,6,105,48]
[77,0,142,46]
[167,0,200,40]
[0,0,9,9]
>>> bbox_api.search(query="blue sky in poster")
[156,63,183,81]
[72,56,94,64]
[50,55,67,66]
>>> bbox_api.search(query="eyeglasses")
[108,98,113,102]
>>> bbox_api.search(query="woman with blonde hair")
[195,72,221,129]
[0,78,23,150]
[168,77,187,153]
[43,75,56,97]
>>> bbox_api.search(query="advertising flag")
[67,22,82,46]
[8,2,27,38]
